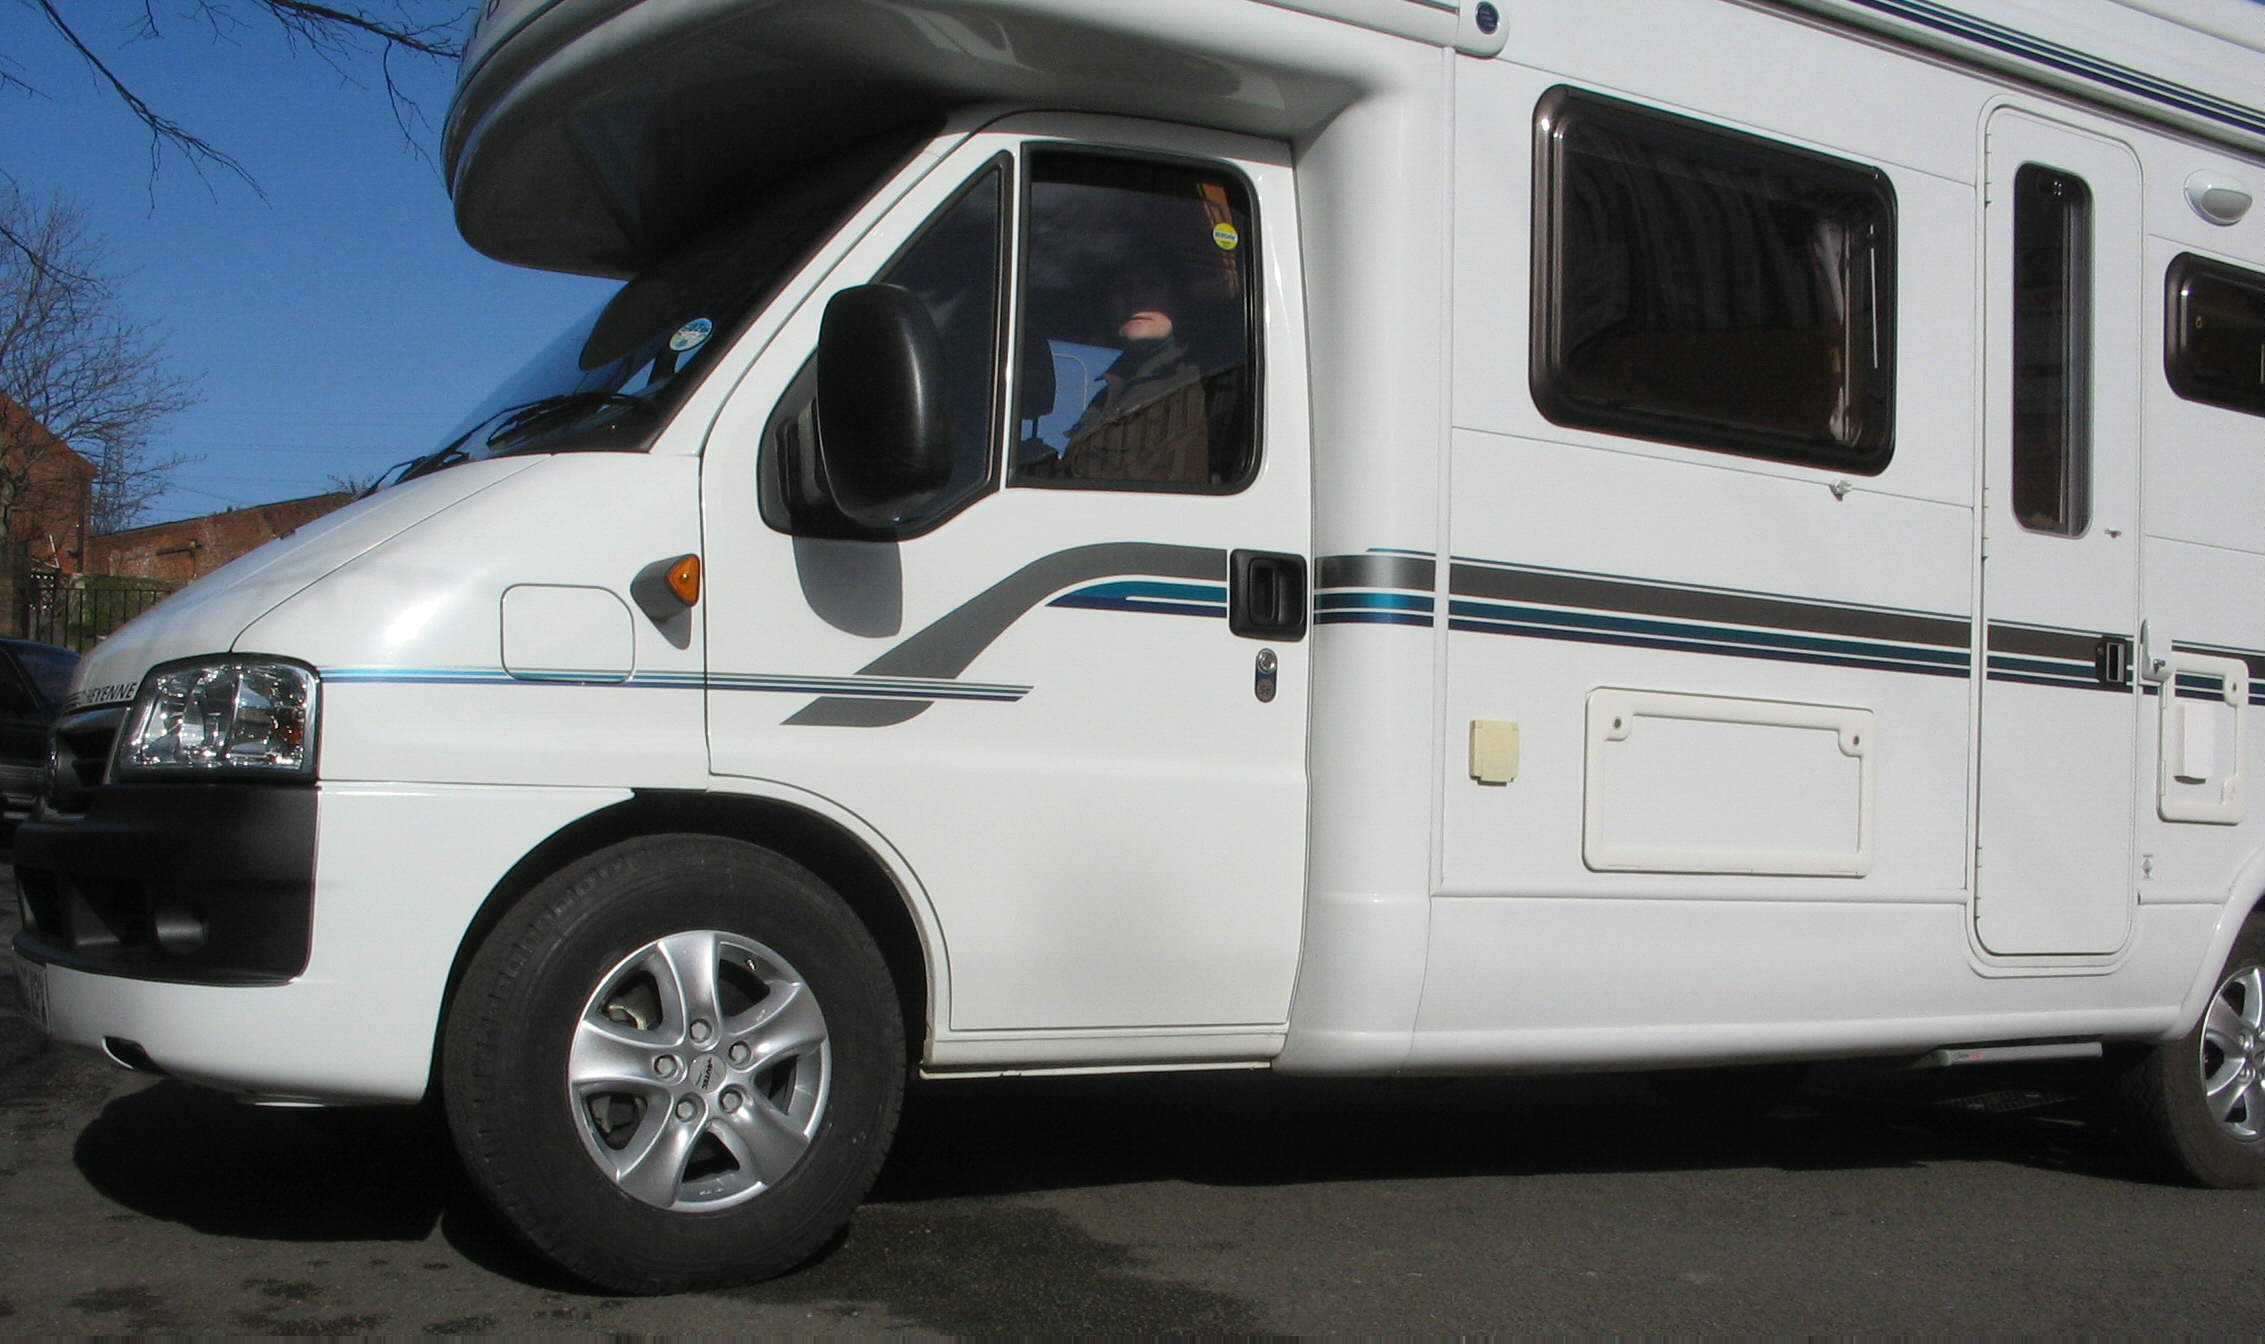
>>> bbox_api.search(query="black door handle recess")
[1230,549,1308,640]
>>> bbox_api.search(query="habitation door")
[1973,109,2143,956]
[700,119,1313,1036]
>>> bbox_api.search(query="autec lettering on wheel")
[443,835,905,1293]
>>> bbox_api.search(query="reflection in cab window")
[1532,87,1897,473]
[1014,153,1258,491]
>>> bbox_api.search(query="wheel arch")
[2163,851,2265,1044]
[430,787,938,1096]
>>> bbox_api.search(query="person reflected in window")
[1057,269,1209,485]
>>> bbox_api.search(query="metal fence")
[14,566,178,652]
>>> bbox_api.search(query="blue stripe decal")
[1317,591,1435,613]
[1834,0,2265,141]
[1448,615,1973,679]
[1318,610,1435,628]
[1049,579,1227,619]
[325,667,1032,703]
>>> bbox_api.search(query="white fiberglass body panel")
[1399,0,2253,1066]
[64,459,545,713]
[237,453,710,791]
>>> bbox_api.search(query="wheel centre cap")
[689,1053,725,1093]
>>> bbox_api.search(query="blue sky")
[2,5,613,526]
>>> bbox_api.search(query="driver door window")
[1013,152,1259,492]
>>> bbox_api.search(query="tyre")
[442,835,905,1292]
[2111,910,2265,1189]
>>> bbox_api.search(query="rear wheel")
[443,835,904,1292]
[2112,910,2265,1189]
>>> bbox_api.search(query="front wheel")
[2111,910,2265,1189]
[443,836,905,1292]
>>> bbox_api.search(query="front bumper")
[11,779,630,1104]
[13,784,318,985]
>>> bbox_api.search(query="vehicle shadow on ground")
[69,1060,2146,1285]
[69,1080,580,1289]
[872,1065,2150,1203]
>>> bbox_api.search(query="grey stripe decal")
[1317,553,1435,591]
[1448,561,1971,652]
[1986,623,2108,663]
[786,542,1225,727]
[2177,642,2265,685]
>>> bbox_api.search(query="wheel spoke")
[2226,968,2265,1032]
[2203,997,2247,1054]
[613,1109,703,1208]
[569,1017,668,1095]
[715,1095,814,1186]
[735,982,826,1071]
[2203,1058,2250,1124]
[654,930,726,1038]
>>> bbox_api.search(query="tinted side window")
[1013,152,1258,492]
[1532,87,1897,473]
[2167,253,2265,417]
[2011,165,2093,536]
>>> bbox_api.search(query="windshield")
[393,133,927,486]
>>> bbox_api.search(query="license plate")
[11,952,47,1035]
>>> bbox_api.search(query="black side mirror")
[815,283,953,529]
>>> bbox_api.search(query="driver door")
[700,118,1312,1040]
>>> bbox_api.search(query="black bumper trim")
[11,783,317,986]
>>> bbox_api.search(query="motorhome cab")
[13,0,2265,1290]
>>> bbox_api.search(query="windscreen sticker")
[1211,223,1240,251]
[668,318,714,354]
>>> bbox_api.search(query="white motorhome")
[13,0,2265,1291]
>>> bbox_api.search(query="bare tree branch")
[260,1,462,57]
[10,2,468,202]
[30,0,262,194]
[0,185,201,539]
[2,1,471,271]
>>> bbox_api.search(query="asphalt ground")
[5,866,2261,1334]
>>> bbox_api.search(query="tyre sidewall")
[444,836,904,1291]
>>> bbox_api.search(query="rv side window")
[2011,165,2093,536]
[1013,152,1259,492]
[1532,87,1897,473]
[2166,253,2265,417]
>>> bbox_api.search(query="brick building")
[0,394,96,574]
[86,492,356,587]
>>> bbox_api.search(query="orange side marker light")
[667,554,701,606]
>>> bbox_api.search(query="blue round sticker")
[669,318,714,354]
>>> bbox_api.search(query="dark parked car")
[0,638,77,823]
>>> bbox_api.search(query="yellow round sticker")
[1212,222,1240,251]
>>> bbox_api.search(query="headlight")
[114,657,318,779]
